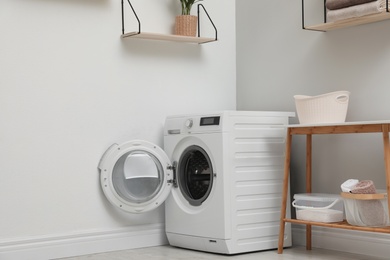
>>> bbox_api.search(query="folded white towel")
[341,179,359,192]
[327,0,390,22]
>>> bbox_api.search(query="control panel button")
[185,119,193,129]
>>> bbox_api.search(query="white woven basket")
[294,91,350,124]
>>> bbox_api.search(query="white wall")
[0,0,236,258]
[236,0,390,257]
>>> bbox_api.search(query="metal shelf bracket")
[121,0,141,35]
[197,4,218,41]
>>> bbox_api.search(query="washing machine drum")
[177,145,214,207]
[98,140,173,214]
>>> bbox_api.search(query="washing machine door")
[98,140,173,214]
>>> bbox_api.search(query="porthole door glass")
[112,150,164,204]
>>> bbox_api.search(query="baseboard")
[292,224,390,259]
[0,223,168,260]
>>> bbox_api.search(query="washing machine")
[98,111,294,254]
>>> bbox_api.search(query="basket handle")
[335,94,349,104]
[292,198,341,210]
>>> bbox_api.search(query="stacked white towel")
[327,0,390,22]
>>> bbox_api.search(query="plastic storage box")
[294,91,350,124]
[341,192,390,227]
[292,193,344,223]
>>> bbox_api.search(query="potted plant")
[175,0,202,37]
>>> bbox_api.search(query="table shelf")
[278,121,390,254]
[284,218,390,234]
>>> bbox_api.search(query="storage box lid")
[294,193,341,202]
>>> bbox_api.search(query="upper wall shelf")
[121,0,217,44]
[122,32,216,44]
[306,12,390,31]
[302,0,390,32]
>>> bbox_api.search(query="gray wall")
[237,0,390,195]
[236,2,390,256]
[0,0,236,258]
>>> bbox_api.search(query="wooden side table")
[277,121,390,254]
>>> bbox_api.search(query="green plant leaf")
[179,0,203,15]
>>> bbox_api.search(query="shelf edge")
[284,218,390,233]
[121,32,216,44]
[305,12,390,32]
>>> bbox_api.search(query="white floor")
[58,245,386,260]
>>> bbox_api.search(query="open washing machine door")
[98,140,174,214]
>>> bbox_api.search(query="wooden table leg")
[278,129,292,254]
[382,125,390,220]
[306,134,312,250]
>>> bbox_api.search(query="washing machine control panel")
[165,115,222,135]
[185,116,220,130]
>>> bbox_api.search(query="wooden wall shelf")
[122,32,216,44]
[302,0,390,32]
[121,1,217,44]
[306,12,390,32]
